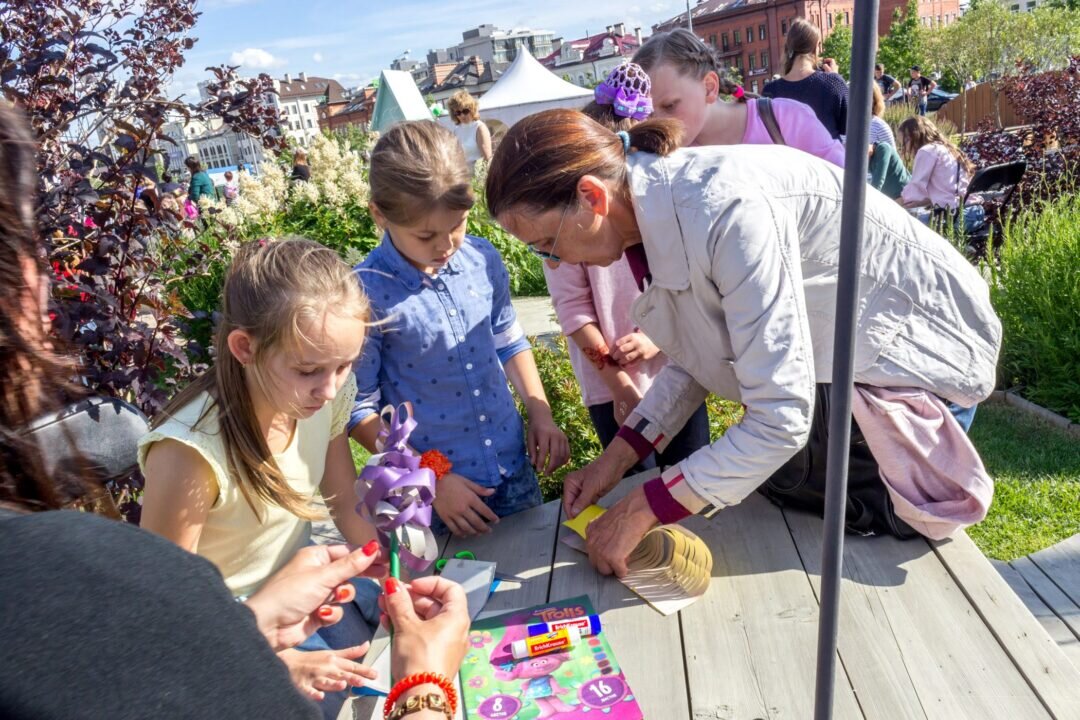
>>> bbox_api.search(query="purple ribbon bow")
[594,83,654,120]
[355,404,438,572]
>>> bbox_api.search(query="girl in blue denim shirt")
[350,121,570,537]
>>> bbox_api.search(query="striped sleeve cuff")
[494,321,531,364]
[643,465,710,524]
[615,425,653,461]
[616,411,672,461]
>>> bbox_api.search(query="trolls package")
[459,596,643,720]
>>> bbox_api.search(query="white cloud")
[312,52,324,63]
[228,47,286,69]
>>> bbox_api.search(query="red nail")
[318,606,334,619]
[384,577,400,595]
[361,539,379,557]
[336,585,352,602]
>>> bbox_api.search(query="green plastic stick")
[388,532,399,685]
[389,532,401,579]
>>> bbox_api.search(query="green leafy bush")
[469,164,548,297]
[278,199,380,259]
[989,193,1080,422]
[468,204,548,297]
[160,233,233,362]
[522,335,744,501]
[522,336,603,500]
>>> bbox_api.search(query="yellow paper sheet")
[561,504,606,539]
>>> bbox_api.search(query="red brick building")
[319,86,377,133]
[654,0,959,93]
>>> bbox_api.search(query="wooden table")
[345,470,1080,720]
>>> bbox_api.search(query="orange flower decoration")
[419,449,453,481]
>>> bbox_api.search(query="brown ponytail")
[634,28,748,102]
[485,109,683,217]
[783,19,821,75]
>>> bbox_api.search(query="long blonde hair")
[369,121,475,224]
[898,116,974,174]
[154,238,370,520]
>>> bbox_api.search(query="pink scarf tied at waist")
[851,385,993,540]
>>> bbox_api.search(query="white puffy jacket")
[623,144,1001,513]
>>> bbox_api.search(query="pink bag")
[183,198,199,219]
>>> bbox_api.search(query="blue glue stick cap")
[527,613,601,638]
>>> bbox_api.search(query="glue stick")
[526,613,601,639]
[511,626,580,660]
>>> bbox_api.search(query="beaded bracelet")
[419,449,453,481]
[383,672,458,719]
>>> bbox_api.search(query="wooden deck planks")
[784,510,931,720]
[790,511,1054,719]
[342,476,1080,720]
[1029,534,1080,610]
[548,472,693,720]
[679,495,864,720]
[995,559,1080,672]
[442,500,561,612]
[933,533,1080,719]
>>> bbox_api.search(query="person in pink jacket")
[634,28,846,168]
[545,63,710,472]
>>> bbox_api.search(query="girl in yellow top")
[139,238,381,715]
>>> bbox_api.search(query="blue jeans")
[917,98,928,116]
[429,461,543,537]
[947,401,977,433]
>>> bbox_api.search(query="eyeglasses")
[529,204,569,263]
[454,109,471,117]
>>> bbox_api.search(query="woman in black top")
[762,18,849,139]
[292,149,312,181]
[0,103,468,720]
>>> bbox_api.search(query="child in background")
[869,141,910,199]
[351,121,569,538]
[139,238,382,717]
[223,170,239,206]
[869,84,896,148]
[547,63,710,470]
[635,28,846,167]
[897,115,984,233]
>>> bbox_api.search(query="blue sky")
[172,0,681,98]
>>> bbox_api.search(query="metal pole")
[686,0,693,31]
[813,0,879,718]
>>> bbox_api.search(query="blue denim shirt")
[350,233,533,488]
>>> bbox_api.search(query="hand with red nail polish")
[244,543,386,652]
[378,575,470,681]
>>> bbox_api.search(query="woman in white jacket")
[487,110,1001,576]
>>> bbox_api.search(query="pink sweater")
[543,258,667,407]
[901,143,971,210]
[743,98,847,168]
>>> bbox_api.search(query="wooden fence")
[937,83,1028,132]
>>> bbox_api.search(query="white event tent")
[476,48,593,128]
[370,70,432,132]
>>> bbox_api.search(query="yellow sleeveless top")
[137,374,356,597]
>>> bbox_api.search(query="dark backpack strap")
[756,97,787,146]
